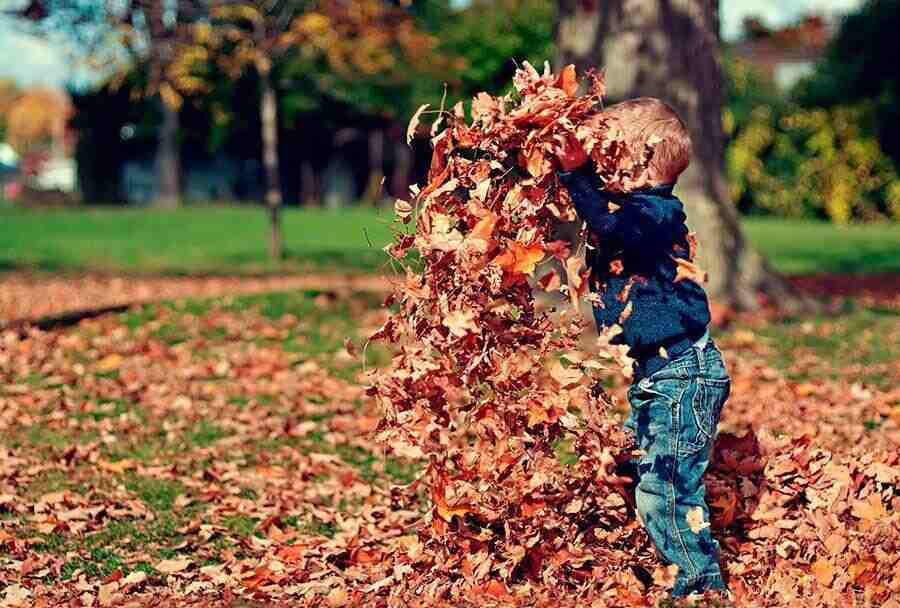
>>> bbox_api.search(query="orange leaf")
[525,146,550,177]
[521,498,546,517]
[811,558,834,587]
[494,241,544,276]
[471,212,498,240]
[556,64,578,97]
[483,580,514,600]
[851,494,887,530]
[351,547,382,565]
[432,476,474,522]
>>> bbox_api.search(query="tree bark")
[143,0,181,208]
[301,160,320,206]
[155,97,181,208]
[257,56,283,261]
[556,0,808,312]
[363,128,385,204]
[390,131,413,199]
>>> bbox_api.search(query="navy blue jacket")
[559,167,711,379]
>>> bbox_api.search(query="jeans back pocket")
[679,377,730,456]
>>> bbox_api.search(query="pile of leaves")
[363,62,900,606]
[368,62,660,602]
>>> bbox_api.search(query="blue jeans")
[624,336,730,597]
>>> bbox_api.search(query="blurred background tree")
[725,0,900,224]
[3,87,70,156]
[171,0,446,260]
[0,79,22,143]
[14,0,209,208]
[795,0,900,165]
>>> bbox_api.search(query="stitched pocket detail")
[680,378,729,455]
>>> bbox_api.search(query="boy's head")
[593,97,692,187]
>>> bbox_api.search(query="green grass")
[2,206,898,275]
[742,218,900,274]
[0,206,398,275]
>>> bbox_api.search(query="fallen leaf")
[811,558,835,587]
[686,506,710,534]
[156,558,191,575]
[494,241,545,276]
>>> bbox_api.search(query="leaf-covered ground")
[0,273,389,325]
[1,290,898,606]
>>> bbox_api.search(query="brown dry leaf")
[851,494,888,529]
[407,103,429,145]
[672,256,707,284]
[155,558,191,575]
[618,300,633,324]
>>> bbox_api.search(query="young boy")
[555,98,731,598]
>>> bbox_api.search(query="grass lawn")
[1,205,898,275]
[740,217,900,274]
[0,206,399,275]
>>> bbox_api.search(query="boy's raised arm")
[559,168,623,237]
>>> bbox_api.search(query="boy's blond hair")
[598,97,692,185]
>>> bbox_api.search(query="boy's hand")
[553,133,589,172]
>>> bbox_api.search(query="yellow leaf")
[327,587,348,607]
[159,83,182,111]
[96,354,123,372]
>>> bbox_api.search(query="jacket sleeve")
[558,169,622,237]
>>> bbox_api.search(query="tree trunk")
[390,131,413,199]
[155,97,181,208]
[301,160,320,206]
[257,56,283,261]
[556,0,808,312]
[363,128,385,204]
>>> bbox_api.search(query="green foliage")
[435,0,556,99]
[794,0,900,165]
[724,57,900,223]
